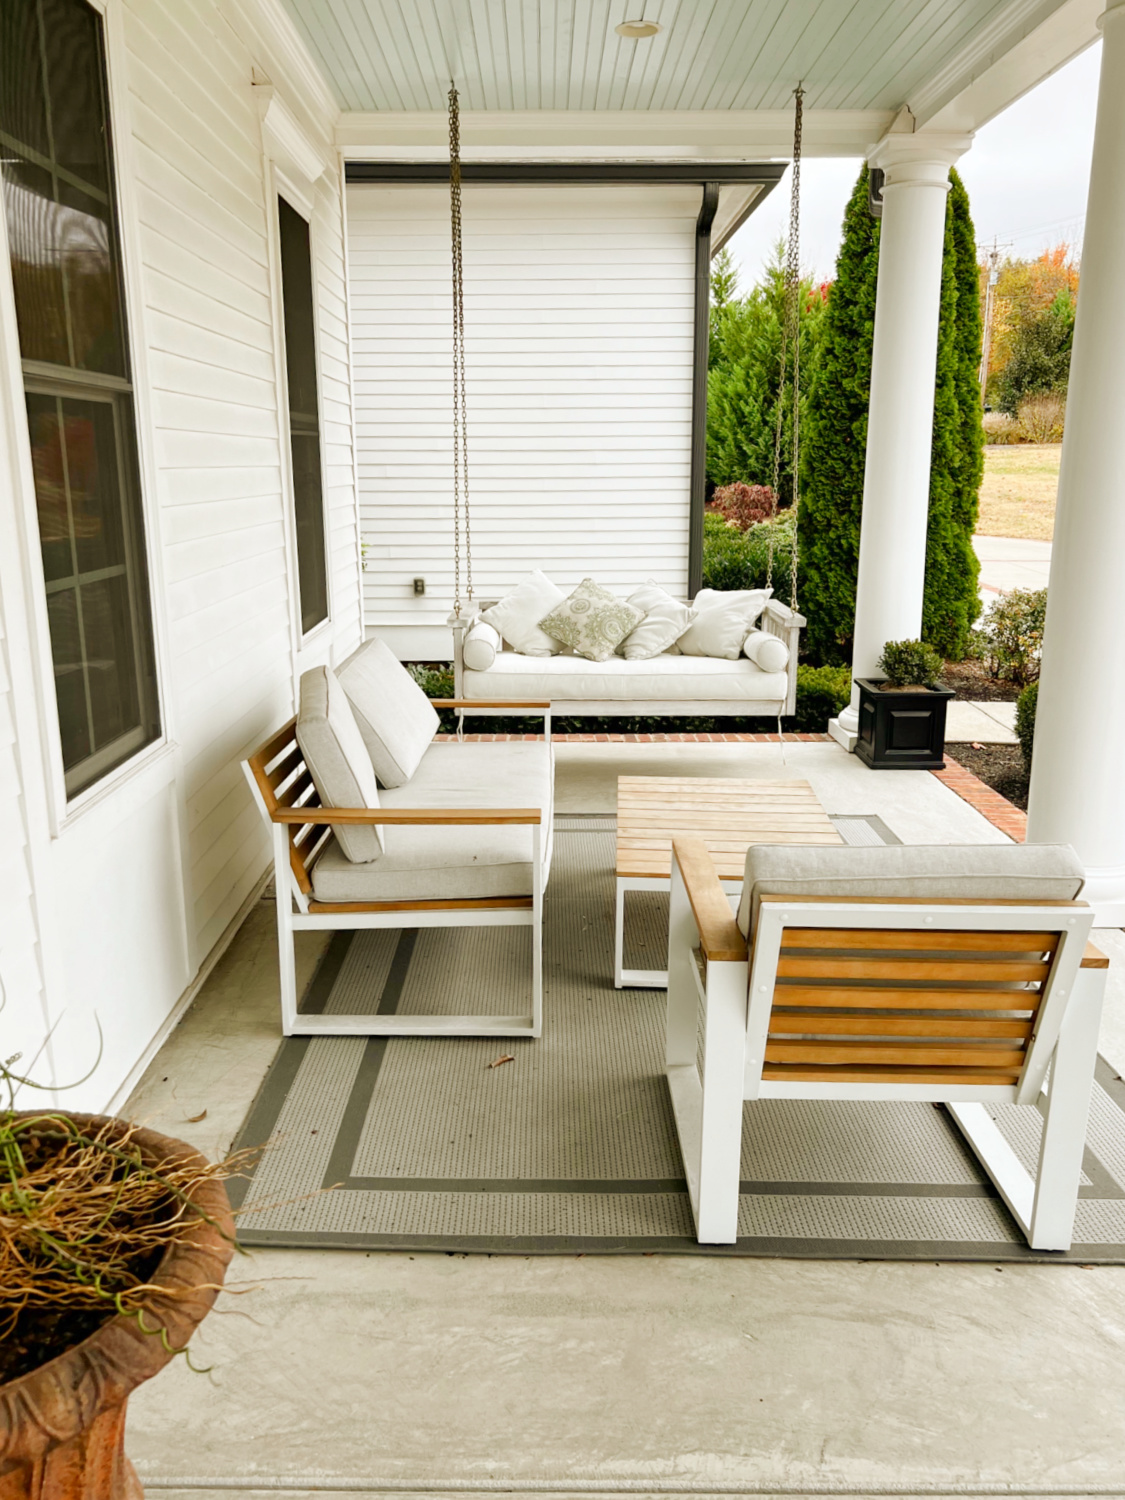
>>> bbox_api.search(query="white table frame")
[614,872,741,989]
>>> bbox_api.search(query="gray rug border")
[228,822,1125,1262]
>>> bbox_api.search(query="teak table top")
[615,775,844,882]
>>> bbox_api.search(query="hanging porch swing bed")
[444,87,808,727]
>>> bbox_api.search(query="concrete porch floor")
[123,742,1125,1498]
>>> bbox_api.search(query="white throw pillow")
[538,578,644,662]
[742,629,790,673]
[462,620,502,671]
[618,583,697,660]
[336,636,439,788]
[678,588,772,660]
[296,666,384,863]
[480,571,566,656]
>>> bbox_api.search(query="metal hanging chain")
[766,84,804,608]
[449,82,472,616]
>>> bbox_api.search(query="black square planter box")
[854,678,954,770]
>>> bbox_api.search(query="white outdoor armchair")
[667,837,1109,1251]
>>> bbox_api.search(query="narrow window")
[277,195,328,635]
[1,0,159,797]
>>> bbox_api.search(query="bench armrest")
[273,806,542,825]
[672,837,747,964]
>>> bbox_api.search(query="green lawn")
[977,444,1059,541]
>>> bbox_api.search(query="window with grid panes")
[1,0,159,797]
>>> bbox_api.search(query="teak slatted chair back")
[666,837,1109,1251]
[242,711,549,1039]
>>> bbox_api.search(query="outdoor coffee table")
[614,775,844,988]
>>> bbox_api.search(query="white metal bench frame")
[243,702,553,1039]
[667,837,1109,1252]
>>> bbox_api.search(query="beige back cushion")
[296,666,384,863]
[737,842,1085,939]
[336,636,440,788]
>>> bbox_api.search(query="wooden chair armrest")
[431,699,552,710]
[672,836,748,964]
[273,807,542,825]
[1083,941,1109,969]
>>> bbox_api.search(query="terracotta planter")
[0,1116,235,1500]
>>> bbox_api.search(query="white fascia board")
[336,109,894,162]
[913,0,1102,133]
[712,184,770,253]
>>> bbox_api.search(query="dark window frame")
[2,0,161,800]
[275,189,330,639]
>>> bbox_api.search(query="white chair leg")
[666,860,696,1070]
[694,957,747,1244]
[1029,964,1107,1251]
[531,825,543,1037]
[274,883,298,1037]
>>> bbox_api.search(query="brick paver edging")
[931,756,1027,842]
[434,731,834,744]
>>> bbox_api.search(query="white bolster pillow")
[742,629,790,673]
[462,620,502,671]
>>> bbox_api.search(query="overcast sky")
[727,42,1102,288]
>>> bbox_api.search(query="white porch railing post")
[1026,4,1125,923]
[832,129,971,746]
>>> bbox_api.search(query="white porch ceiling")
[275,0,1094,123]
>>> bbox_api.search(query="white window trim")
[0,0,180,840]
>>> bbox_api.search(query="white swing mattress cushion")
[309,741,552,904]
[736,841,1086,940]
[461,650,788,704]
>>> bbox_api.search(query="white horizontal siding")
[348,184,697,650]
[0,0,360,1109]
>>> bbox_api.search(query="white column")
[832,131,970,744]
[1026,5,1125,923]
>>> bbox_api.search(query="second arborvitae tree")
[798,164,984,663]
[796,168,879,663]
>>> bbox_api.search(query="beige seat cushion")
[336,636,439,788]
[296,666,384,863]
[310,741,553,904]
[461,651,787,704]
[736,841,1086,939]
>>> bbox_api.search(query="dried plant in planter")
[0,1055,241,1387]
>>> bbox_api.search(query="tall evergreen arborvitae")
[796,169,879,664]
[926,169,982,658]
[797,164,984,664]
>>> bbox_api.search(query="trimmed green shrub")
[792,663,853,733]
[974,588,1047,685]
[797,169,878,664]
[701,510,795,593]
[1015,680,1038,769]
[877,639,944,689]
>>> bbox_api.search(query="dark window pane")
[3,153,70,365]
[25,391,72,582]
[45,588,90,769]
[278,195,328,634]
[65,398,125,574]
[41,0,108,197]
[81,574,139,748]
[0,0,126,376]
[0,0,50,159]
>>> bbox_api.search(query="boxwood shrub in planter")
[855,640,953,771]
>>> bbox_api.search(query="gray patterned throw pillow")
[538,578,644,662]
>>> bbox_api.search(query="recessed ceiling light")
[615,20,662,39]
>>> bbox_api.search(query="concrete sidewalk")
[974,534,1051,597]
[945,698,1019,744]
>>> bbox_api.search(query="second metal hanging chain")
[449,82,472,616]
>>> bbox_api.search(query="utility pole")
[980,239,1001,400]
